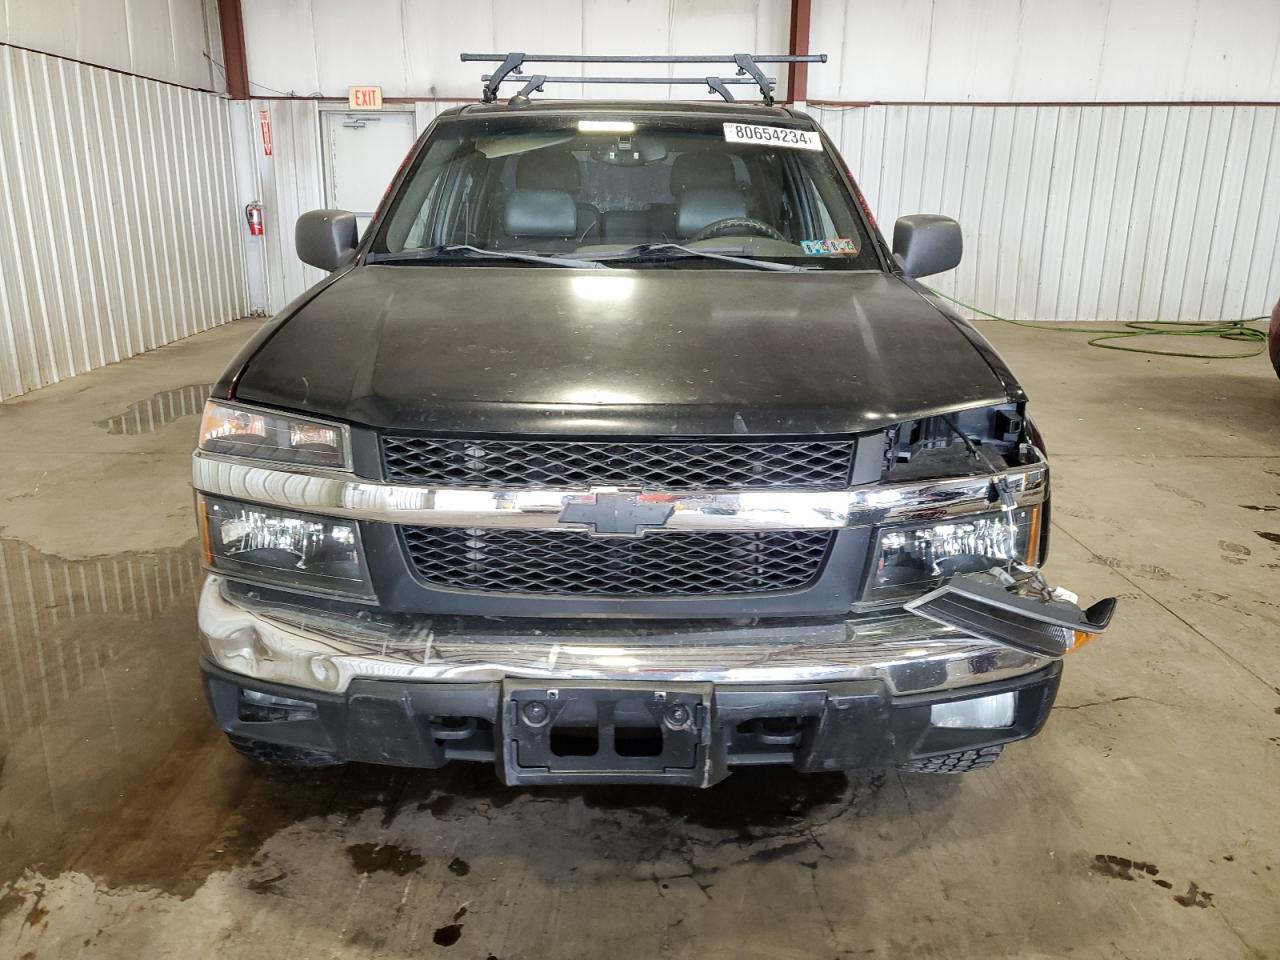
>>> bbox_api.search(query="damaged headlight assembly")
[906,567,1115,660]
[866,501,1116,659]
[863,506,1042,604]
[867,415,1117,657]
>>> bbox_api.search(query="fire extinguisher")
[245,201,264,237]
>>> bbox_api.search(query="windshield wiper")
[590,243,803,272]
[368,244,604,269]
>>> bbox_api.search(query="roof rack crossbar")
[463,53,823,64]
[493,73,764,102]
[461,52,826,105]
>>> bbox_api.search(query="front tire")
[898,745,1004,774]
[226,733,344,768]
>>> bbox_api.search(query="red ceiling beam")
[216,0,250,100]
[787,0,813,103]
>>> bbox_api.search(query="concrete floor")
[0,317,1278,960]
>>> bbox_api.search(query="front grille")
[401,527,834,596]
[381,437,855,489]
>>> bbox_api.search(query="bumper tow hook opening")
[905,568,1118,659]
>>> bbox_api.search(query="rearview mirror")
[588,135,668,166]
[892,214,962,279]
[296,209,358,271]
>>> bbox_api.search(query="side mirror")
[296,209,358,271]
[892,214,962,279]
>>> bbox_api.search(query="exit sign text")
[348,86,383,110]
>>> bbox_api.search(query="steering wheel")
[691,217,787,243]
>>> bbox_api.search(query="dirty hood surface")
[233,265,1012,435]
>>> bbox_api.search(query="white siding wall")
[241,0,791,100]
[237,0,1280,104]
[246,100,326,314]
[248,99,462,314]
[0,0,222,92]
[0,45,247,399]
[819,103,1280,321]
[239,0,1280,321]
[810,0,1280,102]
[255,96,1280,321]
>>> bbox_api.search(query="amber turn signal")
[1067,630,1097,653]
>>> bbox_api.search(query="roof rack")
[459,53,826,106]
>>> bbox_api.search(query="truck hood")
[233,265,1014,435]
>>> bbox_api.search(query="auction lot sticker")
[723,122,822,151]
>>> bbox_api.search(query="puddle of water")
[0,537,219,891]
[0,538,204,747]
[94,384,214,435]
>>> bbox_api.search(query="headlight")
[199,401,349,469]
[198,495,373,599]
[862,506,1042,604]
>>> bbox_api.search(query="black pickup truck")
[193,88,1114,786]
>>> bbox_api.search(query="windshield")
[369,113,880,270]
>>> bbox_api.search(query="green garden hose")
[923,286,1269,360]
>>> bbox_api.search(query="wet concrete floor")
[0,318,1278,959]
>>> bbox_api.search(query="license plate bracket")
[500,681,712,785]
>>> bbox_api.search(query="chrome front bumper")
[198,575,1050,697]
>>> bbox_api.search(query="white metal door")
[321,111,416,237]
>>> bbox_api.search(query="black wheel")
[691,217,787,243]
[898,745,1004,774]
[226,733,344,768]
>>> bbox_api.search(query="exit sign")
[348,85,383,110]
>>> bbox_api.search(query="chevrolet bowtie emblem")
[558,493,675,536]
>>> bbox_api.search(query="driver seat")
[660,152,748,240]
[674,187,748,240]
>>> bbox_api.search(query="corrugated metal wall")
[236,0,1280,322]
[238,0,1280,104]
[249,99,462,314]
[808,0,1280,102]
[0,45,248,400]
[253,98,1280,322]
[815,103,1280,321]
[249,100,326,314]
[805,0,1280,320]
[0,0,222,92]
[241,0,790,100]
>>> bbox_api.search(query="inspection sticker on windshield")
[801,238,859,256]
[723,122,822,151]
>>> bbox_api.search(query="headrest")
[504,189,578,238]
[515,149,580,191]
[670,153,736,194]
[675,187,748,239]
